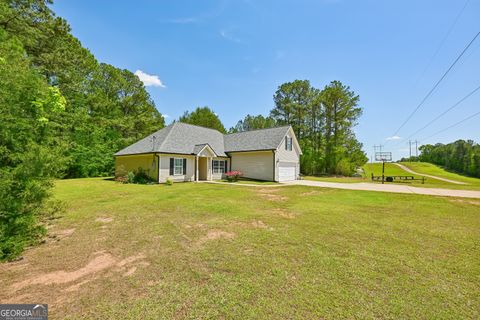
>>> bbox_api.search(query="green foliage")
[117,169,154,185]
[179,106,226,133]
[268,80,367,175]
[0,29,64,260]
[0,0,165,259]
[165,178,173,186]
[419,140,480,178]
[127,171,136,184]
[229,114,277,133]
[132,168,154,184]
[1,1,165,179]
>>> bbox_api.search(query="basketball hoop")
[375,152,392,162]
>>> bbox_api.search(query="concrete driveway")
[284,180,480,199]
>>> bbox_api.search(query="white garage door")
[278,166,296,182]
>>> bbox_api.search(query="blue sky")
[53,0,480,160]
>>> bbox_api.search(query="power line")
[398,84,480,144]
[413,0,471,86]
[392,31,480,136]
[419,110,480,143]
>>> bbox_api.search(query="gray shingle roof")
[193,143,217,156]
[223,126,291,152]
[114,122,292,156]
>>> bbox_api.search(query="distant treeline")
[419,140,480,178]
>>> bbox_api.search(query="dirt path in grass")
[394,163,467,185]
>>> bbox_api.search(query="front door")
[198,157,208,180]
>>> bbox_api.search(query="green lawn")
[363,163,480,190]
[1,178,479,319]
[218,178,278,185]
[304,175,368,183]
[400,162,480,187]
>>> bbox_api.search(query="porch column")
[208,157,212,181]
[196,156,199,182]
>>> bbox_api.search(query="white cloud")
[167,17,198,24]
[134,70,165,88]
[219,29,242,43]
[162,114,169,118]
[385,135,402,141]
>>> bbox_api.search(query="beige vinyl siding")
[274,130,301,181]
[158,154,195,183]
[115,154,158,181]
[230,151,274,181]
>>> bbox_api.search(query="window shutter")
[285,137,288,150]
[169,158,174,175]
[183,158,187,175]
[224,160,228,173]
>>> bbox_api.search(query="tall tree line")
[230,80,368,175]
[419,140,480,178]
[0,0,164,260]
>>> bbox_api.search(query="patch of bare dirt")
[95,217,113,223]
[116,253,146,267]
[45,228,76,243]
[257,188,278,194]
[270,208,296,219]
[197,230,235,246]
[250,220,268,229]
[11,252,148,292]
[234,220,273,230]
[123,267,137,277]
[263,194,288,201]
[449,199,480,206]
[57,228,75,237]
[64,279,90,292]
[301,191,320,196]
[257,189,288,201]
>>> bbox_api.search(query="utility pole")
[415,140,418,158]
[409,140,412,159]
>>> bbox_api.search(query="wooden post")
[382,161,385,184]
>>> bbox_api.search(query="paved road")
[394,163,467,185]
[285,180,480,199]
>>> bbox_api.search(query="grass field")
[1,178,479,319]
[400,162,480,188]
[362,163,480,190]
[219,178,278,185]
[304,175,367,183]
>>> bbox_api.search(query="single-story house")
[114,122,302,183]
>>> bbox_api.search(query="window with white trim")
[213,160,226,174]
[174,158,184,175]
[285,136,293,151]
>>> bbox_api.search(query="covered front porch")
[194,144,215,182]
